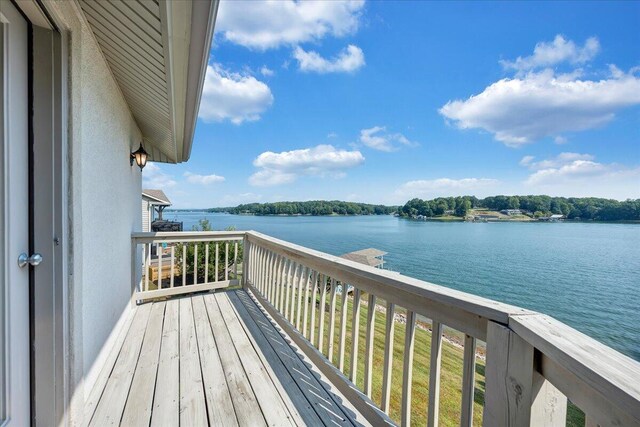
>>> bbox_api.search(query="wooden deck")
[85,289,370,426]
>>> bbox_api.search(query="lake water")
[167,212,640,360]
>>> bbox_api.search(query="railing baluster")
[256,246,263,292]
[350,287,361,383]
[284,261,292,319]
[286,262,295,320]
[144,244,149,291]
[274,256,282,310]
[318,274,327,352]
[364,293,376,398]
[266,251,275,302]
[193,244,198,285]
[302,267,310,338]
[381,302,396,414]
[182,244,186,287]
[461,334,477,427]
[262,247,268,294]
[158,243,163,289]
[215,243,219,283]
[289,263,299,322]
[401,310,416,427]
[328,278,338,362]
[295,265,304,329]
[204,243,209,283]
[338,282,349,371]
[278,257,287,312]
[428,321,443,427]
[170,246,175,288]
[310,271,318,345]
[225,242,229,281]
[234,241,238,279]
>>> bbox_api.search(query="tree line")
[209,201,397,216]
[400,195,640,221]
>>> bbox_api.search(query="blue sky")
[144,1,640,208]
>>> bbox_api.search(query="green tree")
[455,199,472,217]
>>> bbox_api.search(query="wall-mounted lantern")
[130,143,148,170]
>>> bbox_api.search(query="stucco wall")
[44,2,143,424]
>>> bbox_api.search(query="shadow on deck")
[84,289,371,426]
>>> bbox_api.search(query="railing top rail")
[246,230,533,325]
[132,231,245,243]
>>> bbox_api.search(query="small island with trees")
[208,201,397,216]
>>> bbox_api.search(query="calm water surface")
[168,212,640,360]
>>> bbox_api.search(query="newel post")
[483,321,567,426]
[130,237,140,306]
[483,321,535,426]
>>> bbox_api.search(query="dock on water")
[340,248,386,268]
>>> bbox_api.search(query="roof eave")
[168,0,218,163]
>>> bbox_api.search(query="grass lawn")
[284,287,585,426]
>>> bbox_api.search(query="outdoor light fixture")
[130,142,148,170]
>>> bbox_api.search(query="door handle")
[18,253,43,268]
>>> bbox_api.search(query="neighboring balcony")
[86,231,640,426]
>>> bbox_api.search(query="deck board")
[89,303,152,426]
[192,296,238,427]
[121,301,165,426]
[86,289,372,427]
[150,299,179,427]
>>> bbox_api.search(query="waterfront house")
[501,209,522,216]
[142,189,172,233]
[2,1,638,426]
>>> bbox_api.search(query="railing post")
[483,321,535,426]
[131,237,139,306]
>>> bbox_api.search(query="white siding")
[142,199,151,232]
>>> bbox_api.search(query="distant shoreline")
[166,210,639,223]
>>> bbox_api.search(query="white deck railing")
[130,231,640,426]
[131,231,244,302]
[241,230,640,427]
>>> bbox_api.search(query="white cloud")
[249,144,365,186]
[293,44,365,73]
[142,163,177,188]
[440,35,640,146]
[183,172,225,185]
[520,152,595,170]
[520,153,640,199]
[500,35,600,71]
[199,64,274,124]
[260,66,274,77]
[216,0,365,50]
[519,155,535,167]
[439,67,640,146]
[359,126,418,152]
[396,178,500,198]
[327,132,338,138]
